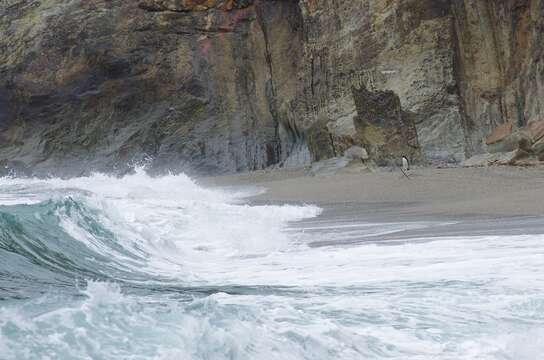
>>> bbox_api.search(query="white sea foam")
[0,170,543,359]
[0,169,322,278]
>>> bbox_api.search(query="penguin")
[402,156,410,172]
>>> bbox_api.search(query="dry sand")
[200,166,544,217]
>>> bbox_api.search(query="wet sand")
[201,166,544,217]
[200,166,544,242]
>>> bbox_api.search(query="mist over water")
[0,169,543,359]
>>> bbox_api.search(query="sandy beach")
[201,166,544,217]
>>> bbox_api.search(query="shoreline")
[199,165,544,218]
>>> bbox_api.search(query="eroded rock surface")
[351,85,419,166]
[453,0,544,157]
[0,0,543,175]
[0,0,299,176]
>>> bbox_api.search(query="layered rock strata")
[0,0,542,176]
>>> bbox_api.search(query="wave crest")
[0,170,321,297]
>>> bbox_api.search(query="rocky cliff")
[0,0,543,176]
[453,0,544,160]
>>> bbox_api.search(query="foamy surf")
[0,170,543,359]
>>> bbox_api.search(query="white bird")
[402,156,410,172]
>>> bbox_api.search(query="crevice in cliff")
[255,5,277,98]
[451,4,472,158]
[328,131,337,157]
[255,0,304,166]
[256,8,281,166]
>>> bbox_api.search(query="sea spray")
[0,170,543,359]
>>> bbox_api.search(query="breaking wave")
[0,169,543,359]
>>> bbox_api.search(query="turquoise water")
[0,170,543,359]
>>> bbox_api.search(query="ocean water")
[0,169,543,359]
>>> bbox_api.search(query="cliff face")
[0,0,543,176]
[293,0,461,165]
[0,0,298,175]
[453,0,544,157]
